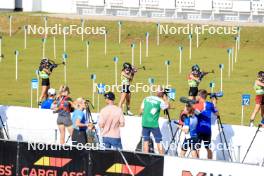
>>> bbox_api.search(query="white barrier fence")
[0,105,264,166]
[164,156,264,176]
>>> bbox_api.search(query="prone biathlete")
[249,71,264,127]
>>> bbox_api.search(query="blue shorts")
[103,137,123,150]
[142,127,162,143]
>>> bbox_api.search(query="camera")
[208,91,224,99]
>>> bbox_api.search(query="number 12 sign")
[242,94,250,106]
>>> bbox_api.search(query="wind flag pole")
[86,41,90,69]
[118,21,122,44]
[139,40,142,65]
[62,53,68,84]
[209,81,215,93]
[104,30,107,56]
[35,69,39,101]
[42,38,46,59]
[53,34,56,60]
[227,48,231,79]
[196,26,200,48]
[31,79,39,108]
[148,78,155,96]
[156,23,160,46]
[113,57,118,86]
[189,33,192,60]
[165,60,171,86]
[14,50,19,81]
[91,74,96,106]
[231,47,234,72]
[219,64,224,92]
[237,27,241,51]
[179,46,183,74]
[241,94,250,126]
[44,16,48,38]
[235,36,238,63]
[24,25,27,49]
[81,19,84,41]
[145,32,149,57]
[63,27,68,53]
[97,83,106,113]
[0,36,2,62]
[131,43,135,66]
[9,16,12,37]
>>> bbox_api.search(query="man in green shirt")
[140,86,169,154]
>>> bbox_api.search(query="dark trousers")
[0,128,4,139]
[72,129,87,145]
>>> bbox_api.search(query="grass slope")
[0,13,264,125]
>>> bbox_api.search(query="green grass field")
[0,13,264,125]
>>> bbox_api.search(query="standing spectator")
[41,88,56,109]
[53,85,74,144]
[71,98,91,145]
[180,103,199,158]
[194,89,219,159]
[139,86,169,154]
[99,92,125,149]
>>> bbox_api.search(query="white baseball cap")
[48,88,56,95]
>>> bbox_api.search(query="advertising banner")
[91,150,164,176]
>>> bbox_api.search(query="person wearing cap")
[71,98,92,145]
[99,92,125,149]
[139,86,169,154]
[41,88,56,109]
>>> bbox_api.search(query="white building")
[1,0,264,23]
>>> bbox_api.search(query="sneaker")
[127,110,134,116]
[38,101,42,106]
[249,122,254,127]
